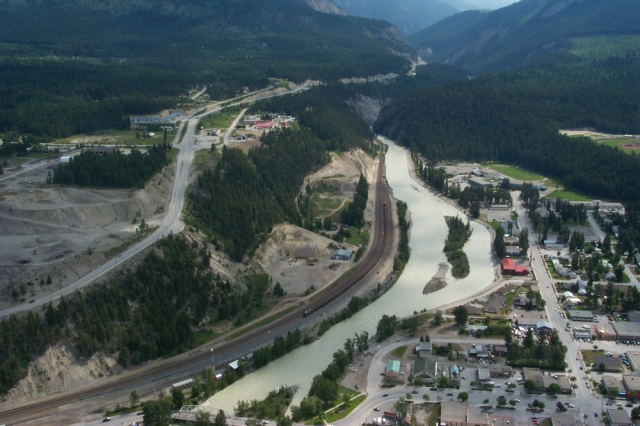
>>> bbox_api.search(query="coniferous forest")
[375,58,640,203]
[52,144,171,188]
[0,235,282,394]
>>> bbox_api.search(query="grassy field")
[310,193,343,217]
[486,164,544,181]
[392,346,407,357]
[571,35,640,60]
[580,349,600,368]
[346,228,369,247]
[546,190,592,202]
[307,394,366,425]
[599,139,640,154]
[199,111,236,129]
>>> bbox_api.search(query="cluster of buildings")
[439,401,514,426]
[242,114,296,130]
[521,368,572,394]
[130,112,183,127]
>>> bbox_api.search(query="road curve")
[0,136,394,425]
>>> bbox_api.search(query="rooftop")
[601,375,622,390]
[440,401,467,424]
[607,408,632,425]
[523,367,543,387]
[594,356,622,371]
[623,375,640,393]
[386,360,400,374]
[613,322,640,338]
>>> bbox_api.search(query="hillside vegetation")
[375,58,640,202]
[0,0,412,141]
[408,0,640,72]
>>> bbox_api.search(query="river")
[204,136,496,413]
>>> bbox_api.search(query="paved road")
[0,84,300,319]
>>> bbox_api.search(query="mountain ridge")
[408,0,640,72]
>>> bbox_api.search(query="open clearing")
[485,163,544,181]
[545,189,592,202]
[45,129,176,147]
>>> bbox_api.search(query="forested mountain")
[408,0,640,73]
[0,235,282,395]
[332,0,465,36]
[0,0,413,140]
[374,58,640,202]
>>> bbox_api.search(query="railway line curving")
[0,145,393,425]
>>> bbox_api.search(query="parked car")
[430,387,438,391]
[374,408,380,411]
[412,390,419,394]
[382,394,388,397]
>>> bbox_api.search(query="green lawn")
[392,346,407,358]
[546,190,592,202]
[307,394,366,425]
[580,349,600,367]
[487,164,544,181]
[599,139,640,154]
[48,129,175,146]
[199,111,235,129]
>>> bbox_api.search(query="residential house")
[415,342,432,357]
[464,304,484,316]
[385,360,401,384]
[513,294,529,307]
[467,325,488,335]
[484,295,506,314]
[413,358,437,385]
[495,283,518,296]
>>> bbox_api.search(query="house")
[493,346,508,356]
[484,295,506,313]
[567,310,593,321]
[607,409,633,426]
[464,304,484,316]
[488,364,512,378]
[469,344,489,362]
[594,356,623,372]
[563,291,574,299]
[385,360,401,383]
[513,294,529,307]
[501,258,529,276]
[495,283,518,296]
[331,249,353,261]
[415,341,432,357]
[467,325,488,334]
[413,358,437,385]
[576,278,588,295]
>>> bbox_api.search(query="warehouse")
[613,322,640,342]
[331,249,353,261]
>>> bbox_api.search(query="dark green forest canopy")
[374,59,640,202]
[52,144,171,188]
[0,0,412,140]
[0,235,277,395]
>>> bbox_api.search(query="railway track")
[0,147,393,425]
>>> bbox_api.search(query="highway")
[0,84,302,319]
[0,92,393,425]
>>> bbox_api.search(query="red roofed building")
[255,120,274,129]
[502,258,529,276]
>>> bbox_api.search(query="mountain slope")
[0,0,414,139]
[332,0,467,36]
[408,0,640,72]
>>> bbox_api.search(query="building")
[85,146,123,155]
[572,328,593,340]
[522,368,544,391]
[476,368,492,388]
[513,294,529,307]
[595,324,617,341]
[551,412,582,426]
[331,249,353,261]
[415,341,432,357]
[567,310,593,321]
[495,283,518,296]
[628,312,640,322]
[623,375,640,399]
[493,346,508,357]
[488,204,509,211]
[440,401,469,426]
[607,409,633,426]
[591,356,622,373]
[464,304,484,316]
[413,358,437,385]
[536,320,553,334]
[484,295,506,313]
[450,365,460,382]
[542,375,572,393]
[626,352,640,371]
[385,360,401,383]
[501,258,529,276]
[601,375,623,392]
[488,364,512,378]
[467,325,488,334]
[613,322,640,342]
[468,177,493,189]
[545,240,565,251]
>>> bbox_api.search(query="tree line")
[51,143,171,188]
[375,58,640,203]
[443,216,472,278]
[340,174,368,227]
